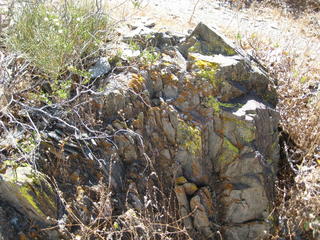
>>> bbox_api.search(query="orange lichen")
[128,74,145,92]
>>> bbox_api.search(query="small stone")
[70,170,80,183]
[175,176,188,185]
[183,182,198,195]
[18,232,27,240]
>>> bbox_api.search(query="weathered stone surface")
[0,205,14,240]
[179,23,278,239]
[223,222,270,240]
[175,185,193,230]
[188,22,237,56]
[0,22,280,240]
[114,134,138,163]
[66,22,280,239]
[0,165,57,225]
[190,195,214,238]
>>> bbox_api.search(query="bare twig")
[189,0,201,23]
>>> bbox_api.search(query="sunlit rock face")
[89,22,278,240]
[0,22,279,240]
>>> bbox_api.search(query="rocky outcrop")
[0,22,279,239]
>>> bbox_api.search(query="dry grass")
[51,165,192,240]
[226,2,320,239]
[224,0,320,13]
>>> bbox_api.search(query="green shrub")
[6,0,111,79]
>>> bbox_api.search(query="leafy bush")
[6,0,111,78]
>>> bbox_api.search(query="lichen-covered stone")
[187,22,237,56]
[0,165,57,225]
[0,22,280,240]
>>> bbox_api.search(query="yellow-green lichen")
[19,177,57,219]
[19,184,44,216]
[193,60,223,89]
[221,115,256,143]
[224,46,237,56]
[175,176,188,185]
[4,166,56,219]
[177,121,202,155]
[128,74,145,92]
[218,137,239,166]
[239,126,255,143]
[205,96,238,113]
[188,41,202,53]
[206,96,221,112]
[189,39,236,56]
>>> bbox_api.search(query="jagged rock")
[221,176,269,224]
[179,23,278,239]
[80,22,280,239]
[174,49,187,71]
[161,114,176,144]
[174,185,193,230]
[196,187,215,218]
[114,134,138,163]
[188,51,276,105]
[190,195,214,238]
[0,165,57,225]
[180,22,237,57]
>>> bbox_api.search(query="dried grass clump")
[277,165,320,239]
[230,3,320,238]
[282,0,320,12]
[223,0,320,12]
[54,174,192,240]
